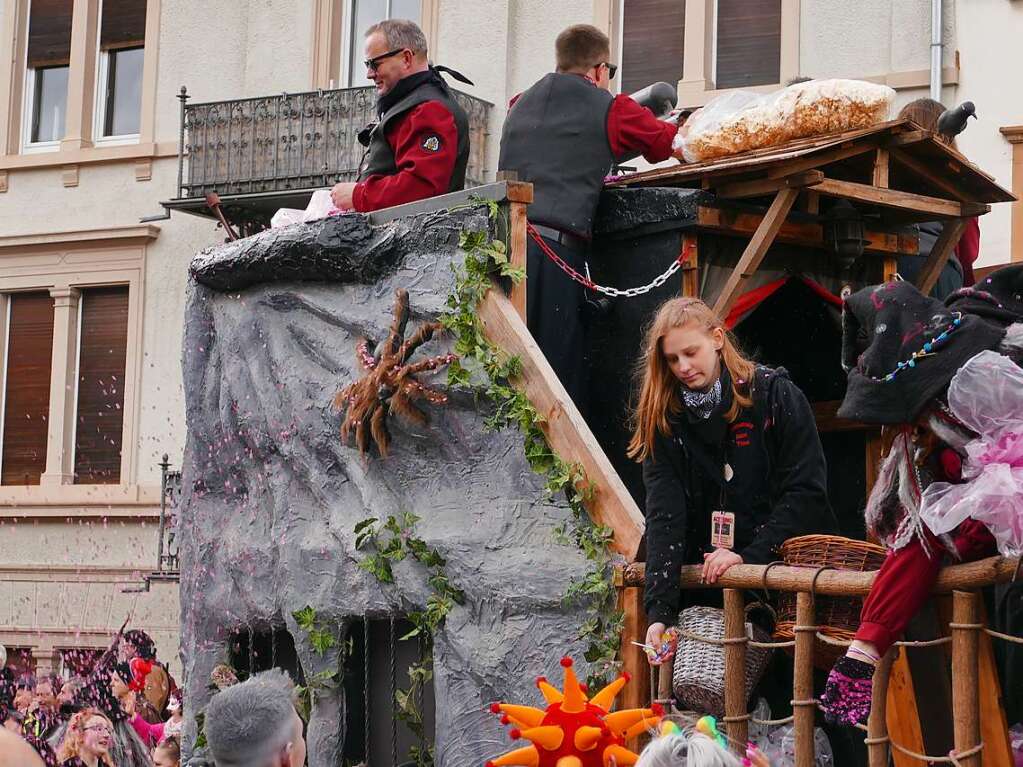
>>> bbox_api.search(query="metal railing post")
[157,453,169,571]
[176,86,189,197]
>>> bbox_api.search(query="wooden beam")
[618,586,651,743]
[889,147,971,202]
[723,589,748,755]
[508,201,527,321]
[915,218,968,295]
[793,592,816,767]
[887,649,927,767]
[886,129,930,148]
[764,140,878,180]
[952,591,982,767]
[618,555,1022,594]
[712,187,799,316]
[716,169,823,199]
[814,177,989,219]
[937,596,1015,767]
[812,400,869,432]
[696,205,917,256]
[867,650,895,767]
[478,284,645,559]
[873,147,890,188]
[680,234,699,296]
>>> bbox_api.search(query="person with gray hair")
[203,670,306,767]
[330,18,473,213]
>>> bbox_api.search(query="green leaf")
[292,606,317,631]
[310,628,337,656]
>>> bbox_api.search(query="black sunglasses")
[364,47,408,71]
[598,62,618,79]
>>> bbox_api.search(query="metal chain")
[527,223,693,298]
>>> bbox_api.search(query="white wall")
[799,0,955,80]
[434,0,596,179]
[952,0,1023,267]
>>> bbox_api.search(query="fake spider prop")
[332,288,456,457]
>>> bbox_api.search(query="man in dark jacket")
[330,19,470,212]
[498,24,684,413]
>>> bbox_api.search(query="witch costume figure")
[819,273,1023,727]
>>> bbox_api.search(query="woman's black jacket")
[642,366,838,626]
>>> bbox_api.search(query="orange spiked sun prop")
[485,657,662,767]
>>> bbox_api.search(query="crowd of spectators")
[0,630,181,767]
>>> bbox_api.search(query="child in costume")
[628,296,838,658]
[820,274,1023,726]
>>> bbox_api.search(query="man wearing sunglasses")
[498,24,684,415]
[330,19,471,213]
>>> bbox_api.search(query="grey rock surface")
[178,207,593,767]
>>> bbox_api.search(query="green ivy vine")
[352,200,624,765]
[354,512,465,767]
[440,203,623,688]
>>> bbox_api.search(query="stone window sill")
[0,483,162,518]
[0,141,178,171]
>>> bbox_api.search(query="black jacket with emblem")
[359,69,470,191]
[642,366,838,626]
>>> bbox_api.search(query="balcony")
[161,85,492,234]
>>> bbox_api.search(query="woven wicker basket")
[773,535,887,669]
[671,605,774,718]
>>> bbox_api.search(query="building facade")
[0,0,1019,681]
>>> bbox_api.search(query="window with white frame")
[0,286,129,486]
[95,0,147,141]
[23,0,73,151]
[344,0,423,87]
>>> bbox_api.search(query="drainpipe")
[930,0,943,101]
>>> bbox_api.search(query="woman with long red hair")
[628,297,838,660]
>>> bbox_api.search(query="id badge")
[711,510,736,550]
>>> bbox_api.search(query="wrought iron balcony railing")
[172,85,492,202]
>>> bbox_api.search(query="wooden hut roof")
[610,119,1015,222]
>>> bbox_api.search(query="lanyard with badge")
[710,443,735,550]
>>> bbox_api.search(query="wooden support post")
[712,187,799,316]
[793,592,816,767]
[916,218,968,296]
[657,661,673,700]
[619,586,651,711]
[619,584,651,753]
[508,200,528,321]
[804,190,820,215]
[951,590,982,767]
[872,147,890,188]
[722,589,748,755]
[680,234,699,296]
[883,256,898,282]
[866,649,895,767]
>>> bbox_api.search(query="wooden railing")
[617,556,1023,767]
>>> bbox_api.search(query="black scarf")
[376,65,472,115]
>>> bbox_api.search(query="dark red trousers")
[856,519,996,654]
